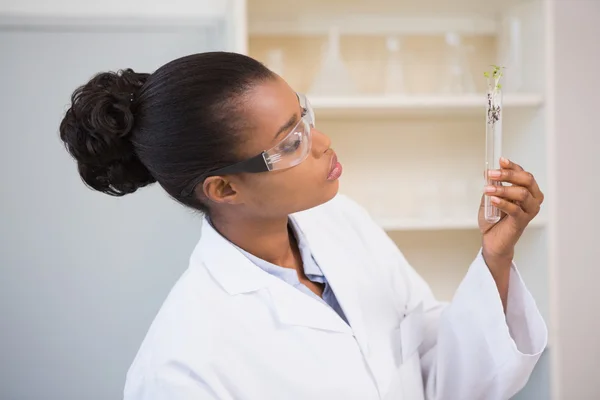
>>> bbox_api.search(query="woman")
[59,52,547,400]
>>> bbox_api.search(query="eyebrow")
[274,113,299,139]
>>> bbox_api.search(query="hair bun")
[59,68,156,196]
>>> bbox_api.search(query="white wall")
[0,19,227,400]
[0,0,228,17]
[549,0,600,398]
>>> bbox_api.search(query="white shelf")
[249,15,498,36]
[309,94,544,118]
[249,0,526,12]
[375,217,547,231]
[248,0,530,34]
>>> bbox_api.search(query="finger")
[489,195,524,219]
[485,184,540,215]
[488,168,544,201]
[499,157,524,172]
[498,158,545,201]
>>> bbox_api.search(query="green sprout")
[485,65,505,124]
[484,65,505,92]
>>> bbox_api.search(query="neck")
[209,211,297,268]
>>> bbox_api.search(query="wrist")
[482,248,514,273]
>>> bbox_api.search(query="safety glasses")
[181,92,315,197]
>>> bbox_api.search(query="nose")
[310,128,332,158]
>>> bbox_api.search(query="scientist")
[59,52,547,400]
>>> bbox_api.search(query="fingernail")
[501,157,509,164]
[491,196,501,204]
[488,170,501,178]
[485,185,496,193]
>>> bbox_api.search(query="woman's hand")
[479,157,545,268]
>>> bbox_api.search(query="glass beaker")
[308,26,357,96]
[441,32,476,94]
[384,36,406,95]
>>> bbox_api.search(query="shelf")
[247,0,537,36]
[309,94,544,118]
[248,0,528,12]
[249,15,498,36]
[375,216,547,231]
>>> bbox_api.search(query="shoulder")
[123,264,231,392]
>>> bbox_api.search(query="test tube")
[484,80,503,223]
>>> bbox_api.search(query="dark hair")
[59,51,275,213]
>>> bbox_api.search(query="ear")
[200,176,240,206]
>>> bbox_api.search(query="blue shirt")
[210,217,349,326]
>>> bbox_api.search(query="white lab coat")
[123,194,547,400]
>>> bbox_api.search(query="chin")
[325,179,340,200]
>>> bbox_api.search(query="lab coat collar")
[193,217,271,295]
[191,216,353,335]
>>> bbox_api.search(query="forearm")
[482,251,513,313]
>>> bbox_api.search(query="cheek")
[240,159,337,214]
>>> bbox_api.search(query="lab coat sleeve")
[335,195,548,400]
[417,250,548,400]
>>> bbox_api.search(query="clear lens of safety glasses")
[263,116,312,171]
[299,93,315,127]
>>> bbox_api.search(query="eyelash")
[279,109,307,154]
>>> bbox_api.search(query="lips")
[327,152,343,181]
